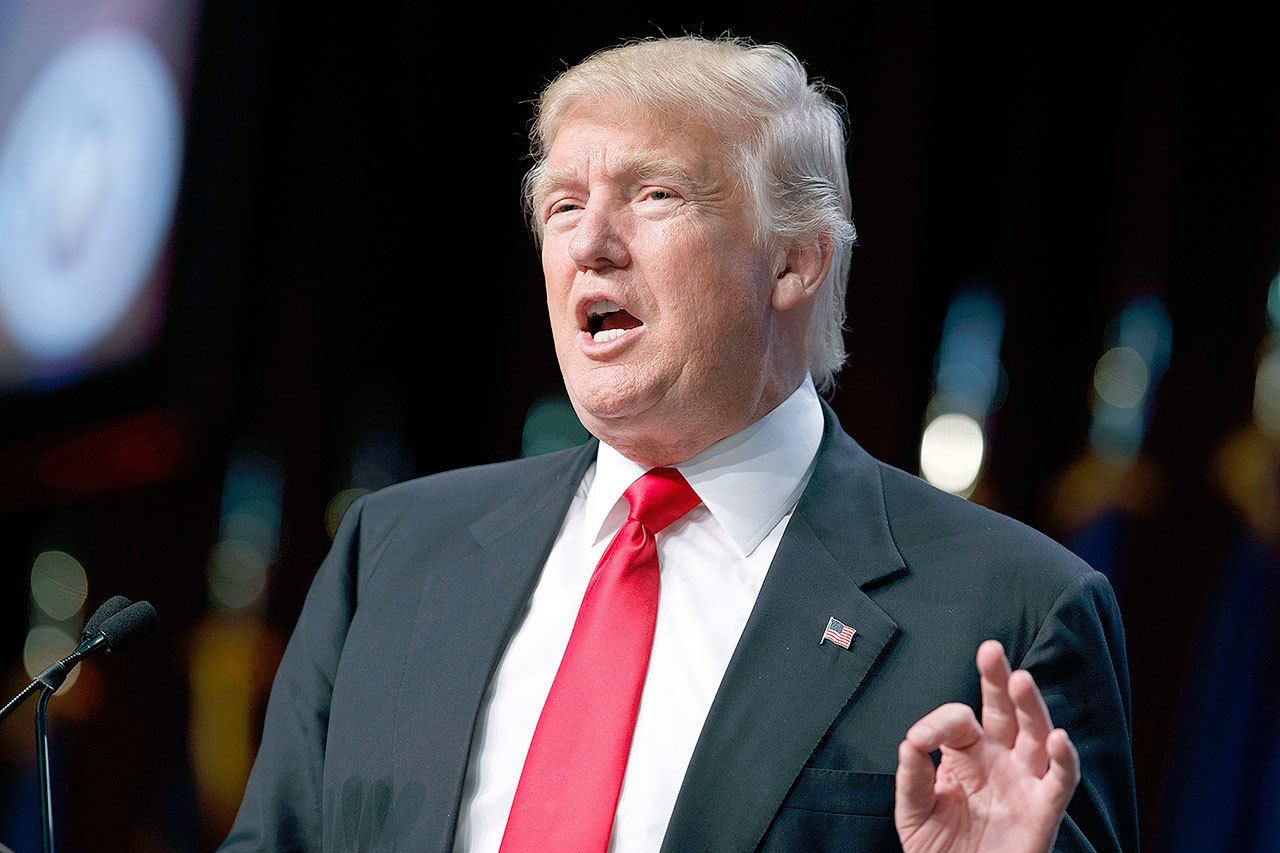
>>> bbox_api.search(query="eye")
[643,188,676,202]
[546,199,582,220]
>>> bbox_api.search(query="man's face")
[537,104,795,463]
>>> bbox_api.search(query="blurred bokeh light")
[920,285,1004,496]
[29,550,88,622]
[920,412,985,496]
[21,625,78,694]
[522,394,589,457]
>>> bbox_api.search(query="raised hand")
[894,640,1080,853]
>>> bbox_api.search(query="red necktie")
[500,467,702,852]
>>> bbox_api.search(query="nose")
[566,201,630,271]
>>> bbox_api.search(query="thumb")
[895,737,937,833]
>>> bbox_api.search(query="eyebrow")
[534,154,709,207]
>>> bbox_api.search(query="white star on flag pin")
[820,616,856,649]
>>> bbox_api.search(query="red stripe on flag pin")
[821,616,856,649]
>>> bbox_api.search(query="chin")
[571,384,645,422]
[565,367,658,423]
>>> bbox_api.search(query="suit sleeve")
[1018,570,1139,853]
[219,494,368,851]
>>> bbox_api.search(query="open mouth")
[584,299,644,343]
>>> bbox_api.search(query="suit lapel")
[660,401,907,851]
[395,439,598,849]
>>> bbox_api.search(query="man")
[224,36,1136,851]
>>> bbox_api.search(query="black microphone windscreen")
[82,595,132,638]
[98,601,159,651]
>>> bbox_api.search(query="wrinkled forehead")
[538,100,743,195]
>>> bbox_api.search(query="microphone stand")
[0,598,155,852]
[28,649,77,853]
[0,680,41,724]
[35,686,55,853]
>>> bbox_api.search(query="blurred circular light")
[223,508,276,552]
[0,28,182,363]
[1254,348,1280,438]
[23,625,79,693]
[1093,347,1150,409]
[208,540,267,610]
[325,487,371,539]
[522,396,589,457]
[920,413,985,495]
[30,550,88,621]
[1116,296,1173,377]
[1267,271,1280,331]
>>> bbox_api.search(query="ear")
[771,232,835,312]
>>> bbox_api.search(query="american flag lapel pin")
[820,616,856,649]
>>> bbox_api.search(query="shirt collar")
[583,375,824,556]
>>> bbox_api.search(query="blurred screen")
[0,0,198,391]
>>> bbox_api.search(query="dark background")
[1,2,1277,850]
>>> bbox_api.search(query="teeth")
[587,299,623,318]
[592,328,629,343]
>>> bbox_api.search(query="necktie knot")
[624,467,701,534]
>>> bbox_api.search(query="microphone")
[36,601,159,692]
[0,597,157,723]
[81,594,131,638]
[96,601,159,651]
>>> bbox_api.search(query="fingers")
[975,640,1062,779]
[906,702,983,752]
[895,737,937,830]
[1009,668,1053,773]
[976,640,1017,748]
[1043,727,1081,808]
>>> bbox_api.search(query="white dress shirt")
[453,376,824,852]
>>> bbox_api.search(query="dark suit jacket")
[222,401,1138,851]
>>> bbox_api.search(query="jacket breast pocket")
[760,768,901,852]
[782,767,896,815]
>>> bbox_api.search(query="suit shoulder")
[875,460,1096,600]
